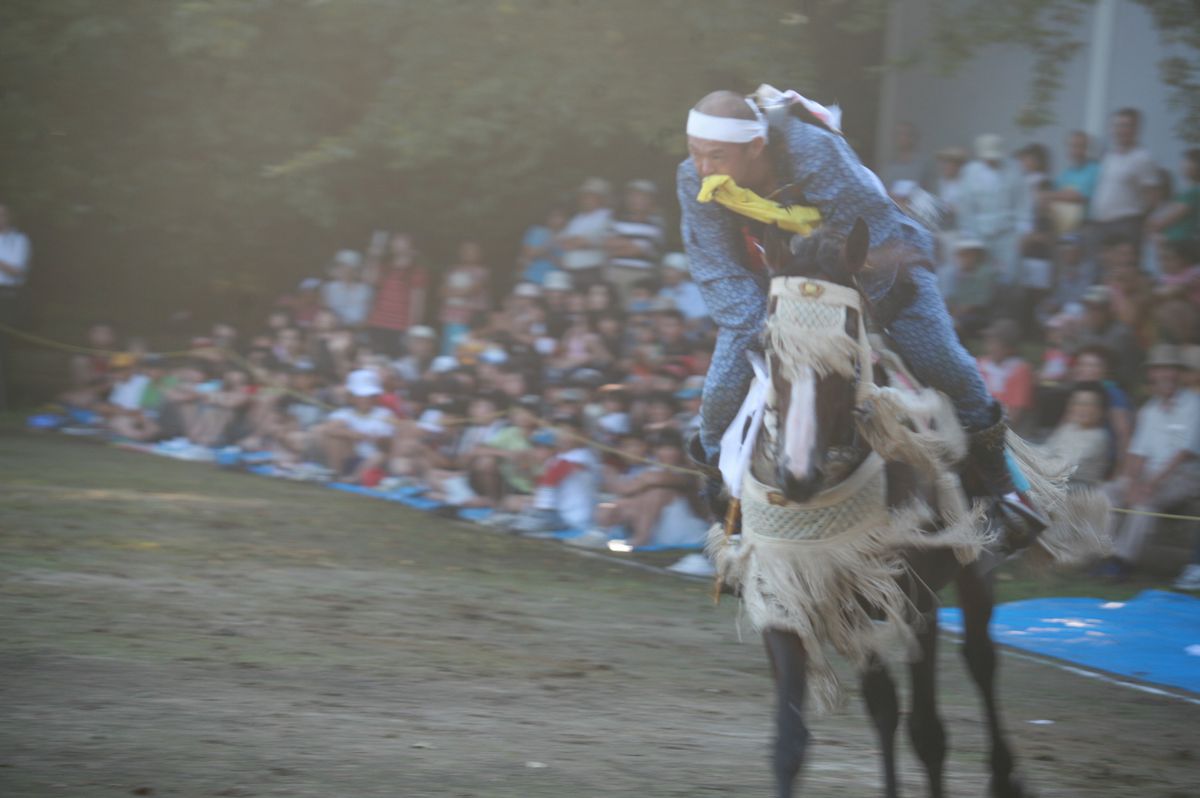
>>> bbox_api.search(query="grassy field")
[0,431,1196,797]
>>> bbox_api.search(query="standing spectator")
[976,319,1034,431]
[0,202,31,410]
[517,206,567,286]
[933,147,969,293]
[1092,108,1158,253]
[438,240,490,356]
[605,179,665,300]
[1101,345,1200,579]
[945,237,995,339]
[1078,285,1142,389]
[1047,130,1099,234]
[881,121,932,190]
[959,134,1027,288]
[365,233,429,356]
[658,253,709,329]
[557,178,613,286]
[1147,148,1200,250]
[321,250,372,328]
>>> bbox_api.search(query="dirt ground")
[1,432,1197,798]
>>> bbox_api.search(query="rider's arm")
[677,162,768,461]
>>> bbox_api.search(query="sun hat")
[543,271,572,291]
[513,282,542,298]
[974,133,1005,161]
[1145,344,1186,369]
[407,325,437,340]
[332,249,363,268]
[662,252,689,272]
[346,368,383,397]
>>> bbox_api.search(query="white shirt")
[0,230,31,287]
[108,374,151,411]
[659,280,709,321]
[559,208,612,271]
[959,160,1027,238]
[1092,147,1158,222]
[329,406,395,457]
[1128,389,1200,474]
[322,281,373,326]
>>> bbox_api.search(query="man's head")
[623,180,657,217]
[894,121,918,155]
[1100,232,1138,279]
[1067,130,1090,165]
[656,309,685,343]
[1145,345,1184,400]
[686,91,771,190]
[577,178,611,213]
[1112,108,1140,150]
[389,233,415,265]
[1072,344,1113,382]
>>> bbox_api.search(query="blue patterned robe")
[678,114,994,460]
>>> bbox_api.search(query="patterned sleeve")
[677,161,768,460]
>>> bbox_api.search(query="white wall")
[877,0,1192,178]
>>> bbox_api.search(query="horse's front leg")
[860,655,900,798]
[957,564,1027,798]
[764,628,810,798]
[908,610,948,798]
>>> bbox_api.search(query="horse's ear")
[844,218,870,275]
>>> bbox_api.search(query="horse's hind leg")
[908,610,948,798]
[764,628,810,798]
[860,656,900,798]
[957,564,1026,798]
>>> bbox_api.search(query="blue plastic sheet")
[940,590,1200,694]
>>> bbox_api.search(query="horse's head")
[758,218,872,503]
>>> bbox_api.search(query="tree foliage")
[925,0,1200,142]
[2,0,891,327]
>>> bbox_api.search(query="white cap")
[430,355,459,373]
[346,368,383,397]
[513,282,542,298]
[975,133,1005,161]
[543,271,572,291]
[407,325,437,340]
[954,237,987,253]
[333,249,363,268]
[662,252,689,272]
[479,347,509,365]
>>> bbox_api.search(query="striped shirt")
[608,214,665,270]
[368,265,428,331]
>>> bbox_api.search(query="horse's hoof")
[990,772,1032,798]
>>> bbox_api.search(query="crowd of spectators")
[51,177,716,568]
[885,108,1200,587]
[33,106,1200,587]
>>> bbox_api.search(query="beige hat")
[578,177,612,196]
[662,252,689,272]
[975,133,1005,161]
[1182,344,1200,371]
[543,270,572,291]
[936,146,969,162]
[625,178,657,194]
[954,237,987,253]
[1145,344,1186,369]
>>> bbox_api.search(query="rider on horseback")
[678,88,1040,542]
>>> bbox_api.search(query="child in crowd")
[318,369,396,483]
[976,319,1033,432]
[1041,382,1112,486]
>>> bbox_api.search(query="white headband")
[686,98,768,143]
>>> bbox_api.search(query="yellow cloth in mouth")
[697,175,822,235]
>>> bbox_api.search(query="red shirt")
[368,265,428,331]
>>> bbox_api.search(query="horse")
[710,218,1031,798]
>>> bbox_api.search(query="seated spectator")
[640,391,681,435]
[462,396,541,507]
[945,238,994,339]
[604,179,664,299]
[1071,344,1134,474]
[321,250,372,327]
[584,429,705,549]
[658,253,709,329]
[318,368,397,482]
[1077,285,1142,389]
[438,240,490,356]
[1043,234,1095,320]
[1041,382,1112,486]
[184,368,254,448]
[976,319,1033,431]
[393,325,439,383]
[271,327,307,370]
[509,420,600,534]
[594,384,632,443]
[517,206,567,286]
[99,354,156,441]
[1100,234,1152,337]
[61,323,119,410]
[556,178,613,286]
[1101,345,1200,579]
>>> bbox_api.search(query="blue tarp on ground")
[940,590,1200,695]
